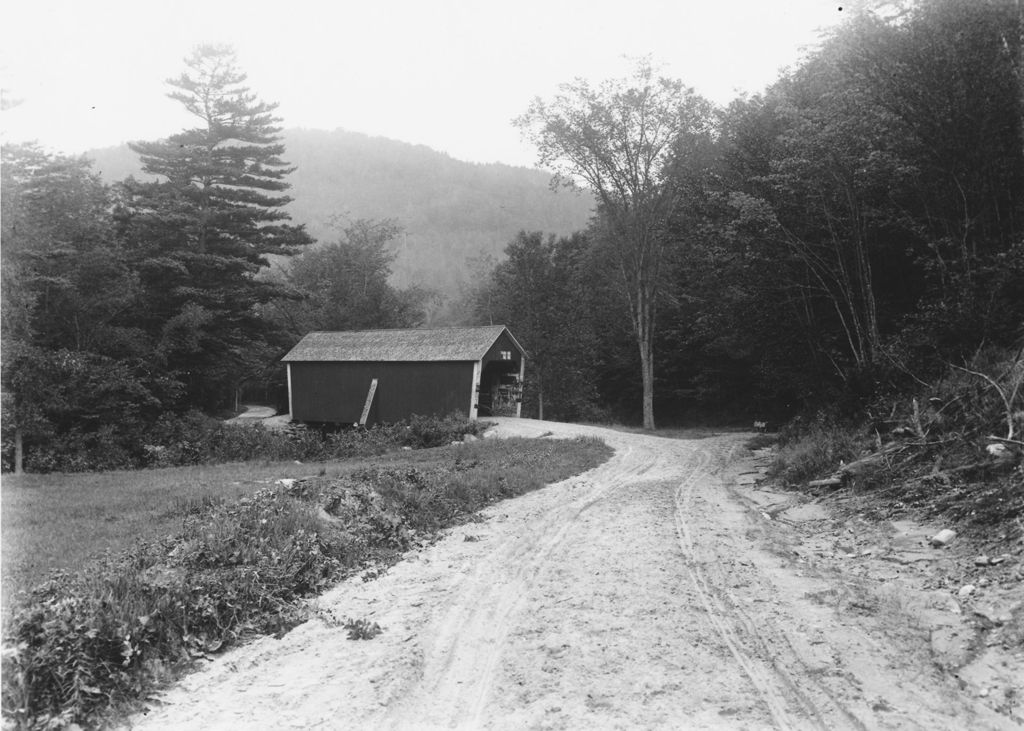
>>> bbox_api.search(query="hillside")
[87,128,595,296]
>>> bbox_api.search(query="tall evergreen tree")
[118,44,312,409]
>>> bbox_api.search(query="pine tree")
[119,44,312,409]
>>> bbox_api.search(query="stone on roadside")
[986,443,1012,460]
[276,478,297,488]
[930,529,957,547]
[958,584,976,599]
[808,477,843,487]
[974,601,1018,626]
[463,433,479,443]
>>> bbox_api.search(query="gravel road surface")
[127,418,1016,730]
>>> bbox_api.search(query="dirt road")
[128,419,1018,729]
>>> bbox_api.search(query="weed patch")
[343,618,383,640]
[768,414,864,485]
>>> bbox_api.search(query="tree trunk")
[15,428,24,475]
[638,326,656,430]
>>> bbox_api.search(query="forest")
[2,0,1022,474]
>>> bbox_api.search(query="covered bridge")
[281,325,526,425]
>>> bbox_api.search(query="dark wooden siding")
[290,361,474,424]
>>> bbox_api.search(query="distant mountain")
[87,128,595,295]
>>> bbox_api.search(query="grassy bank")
[2,435,611,729]
[1,413,487,607]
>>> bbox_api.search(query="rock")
[989,554,1008,565]
[958,584,976,599]
[930,625,972,668]
[838,453,886,477]
[463,433,479,443]
[986,443,1012,460]
[975,555,991,566]
[974,602,1015,626]
[882,551,936,565]
[450,441,463,447]
[276,478,297,488]
[402,446,412,450]
[930,529,957,547]
[808,477,843,487]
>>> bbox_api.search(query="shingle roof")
[281,326,524,362]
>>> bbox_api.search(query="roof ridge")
[282,325,522,363]
[304,324,506,335]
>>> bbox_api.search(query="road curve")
[128,418,1012,730]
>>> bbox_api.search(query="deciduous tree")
[516,60,715,428]
[277,218,427,334]
[477,231,599,420]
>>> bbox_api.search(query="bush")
[768,413,864,485]
[399,413,489,449]
[4,411,487,474]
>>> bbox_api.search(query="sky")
[1,0,849,168]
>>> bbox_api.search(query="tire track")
[124,420,1012,730]
[382,437,661,728]
[672,439,867,731]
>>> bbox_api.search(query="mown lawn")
[2,461,325,609]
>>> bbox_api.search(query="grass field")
[2,435,612,728]
[0,439,608,610]
[2,461,314,609]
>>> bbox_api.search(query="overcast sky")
[1,0,848,168]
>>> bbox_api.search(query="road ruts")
[126,419,1010,730]
[671,439,867,731]
[381,433,670,729]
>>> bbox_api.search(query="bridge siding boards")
[282,326,525,425]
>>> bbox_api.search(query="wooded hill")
[87,129,595,295]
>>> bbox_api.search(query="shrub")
[4,410,487,474]
[768,414,864,485]
[399,413,489,449]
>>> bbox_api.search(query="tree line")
[1,45,424,471]
[3,0,1022,471]
[472,0,1023,428]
